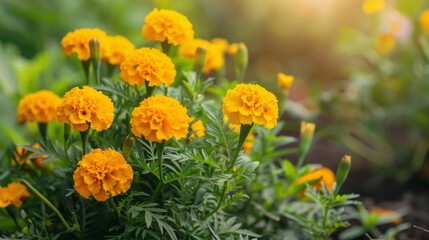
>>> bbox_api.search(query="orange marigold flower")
[17,90,61,124]
[103,35,135,65]
[61,28,108,61]
[14,144,46,169]
[370,206,402,224]
[73,149,133,201]
[57,86,114,132]
[277,73,294,93]
[142,8,194,46]
[295,167,336,192]
[178,38,224,73]
[130,95,190,143]
[420,9,429,33]
[190,117,205,139]
[223,84,278,129]
[0,182,30,208]
[362,0,385,15]
[120,48,176,87]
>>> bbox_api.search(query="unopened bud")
[234,43,248,81]
[277,72,295,94]
[300,121,316,140]
[122,135,134,159]
[194,46,207,76]
[333,155,352,195]
[89,38,101,64]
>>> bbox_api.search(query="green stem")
[38,123,48,144]
[322,199,331,235]
[6,207,20,230]
[296,138,311,171]
[145,81,155,99]
[19,179,71,230]
[150,141,166,205]
[81,60,91,85]
[161,41,171,55]
[229,123,253,168]
[204,181,227,220]
[80,129,90,156]
[108,197,121,225]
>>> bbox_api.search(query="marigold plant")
[56,86,114,132]
[120,48,176,87]
[17,90,61,123]
[222,83,278,128]
[61,28,107,61]
[13,144,45,169]
[0,182,30,208]
[190,117,205,139]
[103,35,135,65]
[179,38,224,73]
[130,95,190,143]
[73,148,133,201]
[142,8,194,46]
[277,72,294,93]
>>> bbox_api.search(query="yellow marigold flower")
[375,33,396,54]
[179,38,224,73]
[227,43,239,55]
[277,73,294,93]
[57,86,114,132]
[0,182,30,208]
[295,167,336,192]
[13,144,46,169]
[211,38,229,53]
[190,117,205,139]
[61,28,108,61]
[17,90,61,124]
[142,8,194,46]
[222,84,278,129]
[73,148,133,201]
[120,48,176,87]
[420,9,429,33]
[362,0,385,15]
[130,95,190,143]
[103,35,135,65]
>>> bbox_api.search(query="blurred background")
[1,0,429,192]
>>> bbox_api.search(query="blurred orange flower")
[73,149,133,201]
[190,117,205,139]
[61,28,107,61]
[142,8,194,46]
[0,182,30,208]
[14,144,46,169]
[130,95,190,143]
[362,0,385,15]
[295,167,336,192]
[375,33,396,54]
[420,9,429,33]
[103,35,135,65]
[57,86,114,132]
[120,48,176,87]
[277,73,294,93]
[223,84,278,129]
[179,38,224,73]
[17,90,61,124]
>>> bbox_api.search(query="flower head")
[14,144,46,169]
[120,48,176,87]
[211,38,229,53]
[362,0,385,15]
[57,86,114,132]
[222,84,278,129]
[73,149,133,201]
[295,167,336,192]
[130,95,190,143]
[300,121,316,140]
[179,38,224,73]
[277,73,294,93]
[0,182,30,208]
[420,9,429,33]
[190,117,205,139]
[375,33,396,54]
[380,10,412,43]
[142,8,194,46]
[17,90,61,123]
[61,28,107,61]
[103,35,135,65]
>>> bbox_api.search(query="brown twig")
[414,225,429,233]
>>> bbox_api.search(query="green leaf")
[145,211,153,228]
